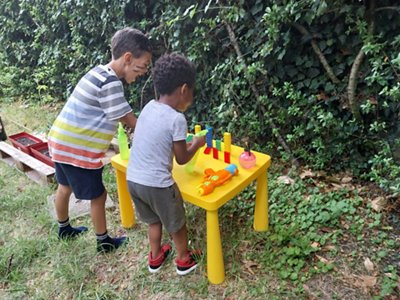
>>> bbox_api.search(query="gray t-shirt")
[126,100,187,187]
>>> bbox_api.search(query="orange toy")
[198,164,239,195]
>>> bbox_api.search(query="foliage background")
[0,0,399,192]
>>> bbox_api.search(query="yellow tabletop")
[173,144,271,210]
[111,144,270,210]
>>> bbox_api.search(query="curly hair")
[111,28,151,59]
[152,53,196,95]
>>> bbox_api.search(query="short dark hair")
[152,53,196,95]
[111,28,151,59]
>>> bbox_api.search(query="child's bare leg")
[90,190,107,234]
[56,184,88,238]
[171,224,188,260]
[54,184,72,221]
[149,222,162,258]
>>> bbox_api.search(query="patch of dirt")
[15,136,37,146]
[304,273,372,300]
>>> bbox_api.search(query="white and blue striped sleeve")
[98,78,132,120]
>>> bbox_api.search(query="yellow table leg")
[206,209,225,284]
[253,170,269,231]
[115,169,135,228]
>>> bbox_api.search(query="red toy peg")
[212,147,219,159]
[224,151,230,163]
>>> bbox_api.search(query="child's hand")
[192,135,206,149]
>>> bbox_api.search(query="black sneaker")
[97,236,128,253]
[58,226,88,240]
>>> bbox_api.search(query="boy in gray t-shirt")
[127,53,205,275]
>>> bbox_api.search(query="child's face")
[124,52,152,84]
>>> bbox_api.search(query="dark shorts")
[55,162,105,200]
[127,181,186,234]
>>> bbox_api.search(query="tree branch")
[375,6,400,12]
[292,23,340,84]
[347,0,376,122]
[347,49,364,121]
[224,21,299,167]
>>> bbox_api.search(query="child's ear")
[123,52,133,65]
[180,83,188,95]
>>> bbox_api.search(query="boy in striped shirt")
[48,28,151,252]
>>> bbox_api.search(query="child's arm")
[119,112,137,128]
[173,136,205,165]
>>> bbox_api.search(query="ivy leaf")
[316,1,328,16]
[391,53,400,67]
[277,49,286,60]
[189,6,197,19]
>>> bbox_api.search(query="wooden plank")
[0,141,54,185]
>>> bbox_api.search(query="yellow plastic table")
[111,144,271,284]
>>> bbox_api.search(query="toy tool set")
[185,125,257,195]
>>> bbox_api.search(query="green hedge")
[0,0,399,193]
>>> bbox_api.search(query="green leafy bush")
[0,0,399,191]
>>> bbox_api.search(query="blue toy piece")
[206,126,213,148]
[225,164,238,175]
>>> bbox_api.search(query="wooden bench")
[0,141,55,185]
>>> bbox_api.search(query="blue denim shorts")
[55,162,105,200]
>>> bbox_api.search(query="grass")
[0,100,399,299]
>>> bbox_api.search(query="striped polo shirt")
[48,65,132,169]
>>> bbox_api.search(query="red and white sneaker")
[175,249,202,276]
[148,244,172,273]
